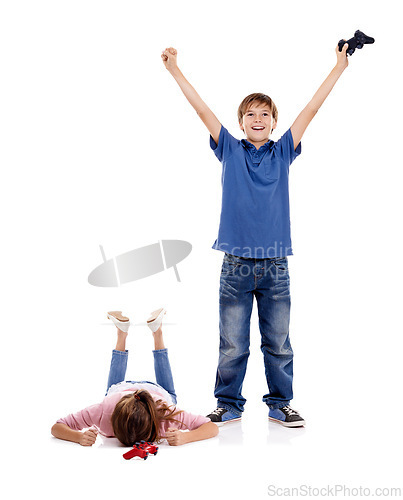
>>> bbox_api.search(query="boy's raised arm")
[290,43,349,150]
[161,47,222,145]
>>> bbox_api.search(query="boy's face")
[239,103,277,146]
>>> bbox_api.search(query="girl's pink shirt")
[56,389,210,438]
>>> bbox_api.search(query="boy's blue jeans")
[215,253,293,413]
[106,348,177,404]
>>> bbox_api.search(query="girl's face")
[240,103,277,147]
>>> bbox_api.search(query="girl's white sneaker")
[147,308,166,332]
[107,311,130,332]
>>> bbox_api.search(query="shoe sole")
[147,308,165,323]
[213,417,242,427]
[107,311,129,322]
[269,417,305,427]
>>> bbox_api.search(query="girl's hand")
[161,47,178,72]
[79,428,98,447]
[165,427,188,446]
[336,42,349,70]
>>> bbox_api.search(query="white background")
[1,0,402,498]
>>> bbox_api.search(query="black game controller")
[338,30,375,56]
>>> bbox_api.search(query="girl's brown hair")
[111,389,186,446]
[237,93,278,124]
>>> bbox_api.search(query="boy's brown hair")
[111,389,186,446]
[237,93,278,124]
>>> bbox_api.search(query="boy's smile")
[240,103,277,149]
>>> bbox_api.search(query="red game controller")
[123,441,159,460]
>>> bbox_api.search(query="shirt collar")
[241,139,274,153]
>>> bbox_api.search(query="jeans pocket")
[221,254,241,276]
[272,257,288,273]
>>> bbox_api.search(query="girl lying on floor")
[51,309,218,447]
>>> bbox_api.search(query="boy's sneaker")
[269,405,305,427]
[206,407,242,425]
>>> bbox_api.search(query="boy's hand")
[78,428,98,447]
[161,47,178,72]
[336,42,349,70]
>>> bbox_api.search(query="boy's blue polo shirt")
[210,125,301,258]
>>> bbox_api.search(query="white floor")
[12,393,401,500]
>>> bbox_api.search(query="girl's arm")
[51,422,98,446]
[290,43,349,150]
[161,47,222,145]
[165,421,219,446]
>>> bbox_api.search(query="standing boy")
[162,42,349,426]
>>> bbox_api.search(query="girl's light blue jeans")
[106,348,177,405]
